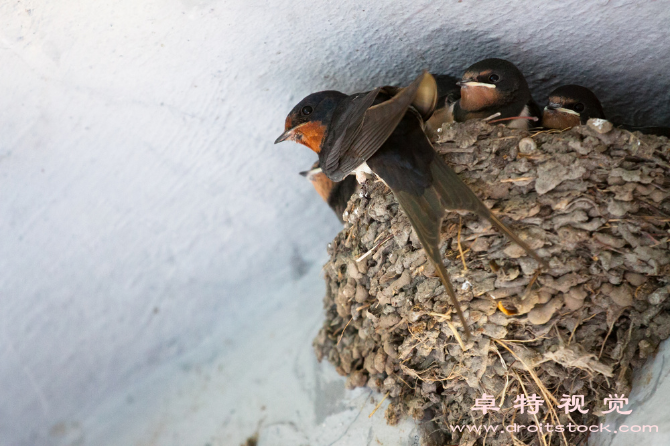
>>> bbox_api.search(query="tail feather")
[368,109,547,343]
[396,190,472,340]
[429,155,548,269]
[485,212,549,269]
[431,250,472,340]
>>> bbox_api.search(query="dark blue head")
[275,91,347,153]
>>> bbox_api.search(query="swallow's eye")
[573,103,585,113]
[488,74,500,83]
[301,106,313,115]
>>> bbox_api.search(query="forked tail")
[428,250,472,340]
[484,211,549,269]
[395,189,472,340]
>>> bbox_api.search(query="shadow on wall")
[277,23,667,128]
[423,29,668,126]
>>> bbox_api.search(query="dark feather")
[321,72,429,182]
[328,176,359,222]
[368,110,548,338]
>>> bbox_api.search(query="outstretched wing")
[322,72,433,182]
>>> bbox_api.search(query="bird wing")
[392,155,548,340]
[428,154,548,268]
[394,188,471,339]
[322,72,432,182]
[369,113,548,339]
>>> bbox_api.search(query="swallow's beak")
[299,166,322,178]
[275,122,309,144]
[274,129,293,144]
[545,104,580,116]
[457,79,496,89]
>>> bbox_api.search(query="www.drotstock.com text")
[449,423,658,434]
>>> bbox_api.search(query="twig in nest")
[457,216,468,272]
[651,236,669,247]
[445,320,466,351]
[513,370,549,446]
[400,363,441,382]
[428,312,466,352]
[395,373,415,391]
[530,127,569,137]
[494,346,510,408]
[427,312,449,321]
[494,341,563,424]
[567,314,582,346]
[355,234,393,262]
[516,153,545,160]
[337,317,353,346]
[368,392,389,418]
[499,177,536,183]
[500,342,570,446]
[345,223,356,245]
[456,247,471,261]
[384,318,406,334]
[523,268,542,298]
[482,112,502,122]
[501,334,551,343]
[499,371,510,410]
[355,303,370,312]
[489,135,519,141]
[488,116,539,125]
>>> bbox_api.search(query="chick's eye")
[488,74,500,83]
[574,103,585,113]
[301,106,313,115]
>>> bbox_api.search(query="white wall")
[1,1,668,445]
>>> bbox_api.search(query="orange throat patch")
[542,110,580,130]
[293,121,327,154]
[459,85,502,112]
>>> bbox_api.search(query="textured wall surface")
[1,1,669,445]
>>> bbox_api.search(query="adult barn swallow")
[542,85,605,130]
[300,162,360,223]
[452,58,541,129]
[276,72,548,338]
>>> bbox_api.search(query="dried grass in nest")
[312,119,670,446]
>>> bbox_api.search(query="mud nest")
[313,120,670,446]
